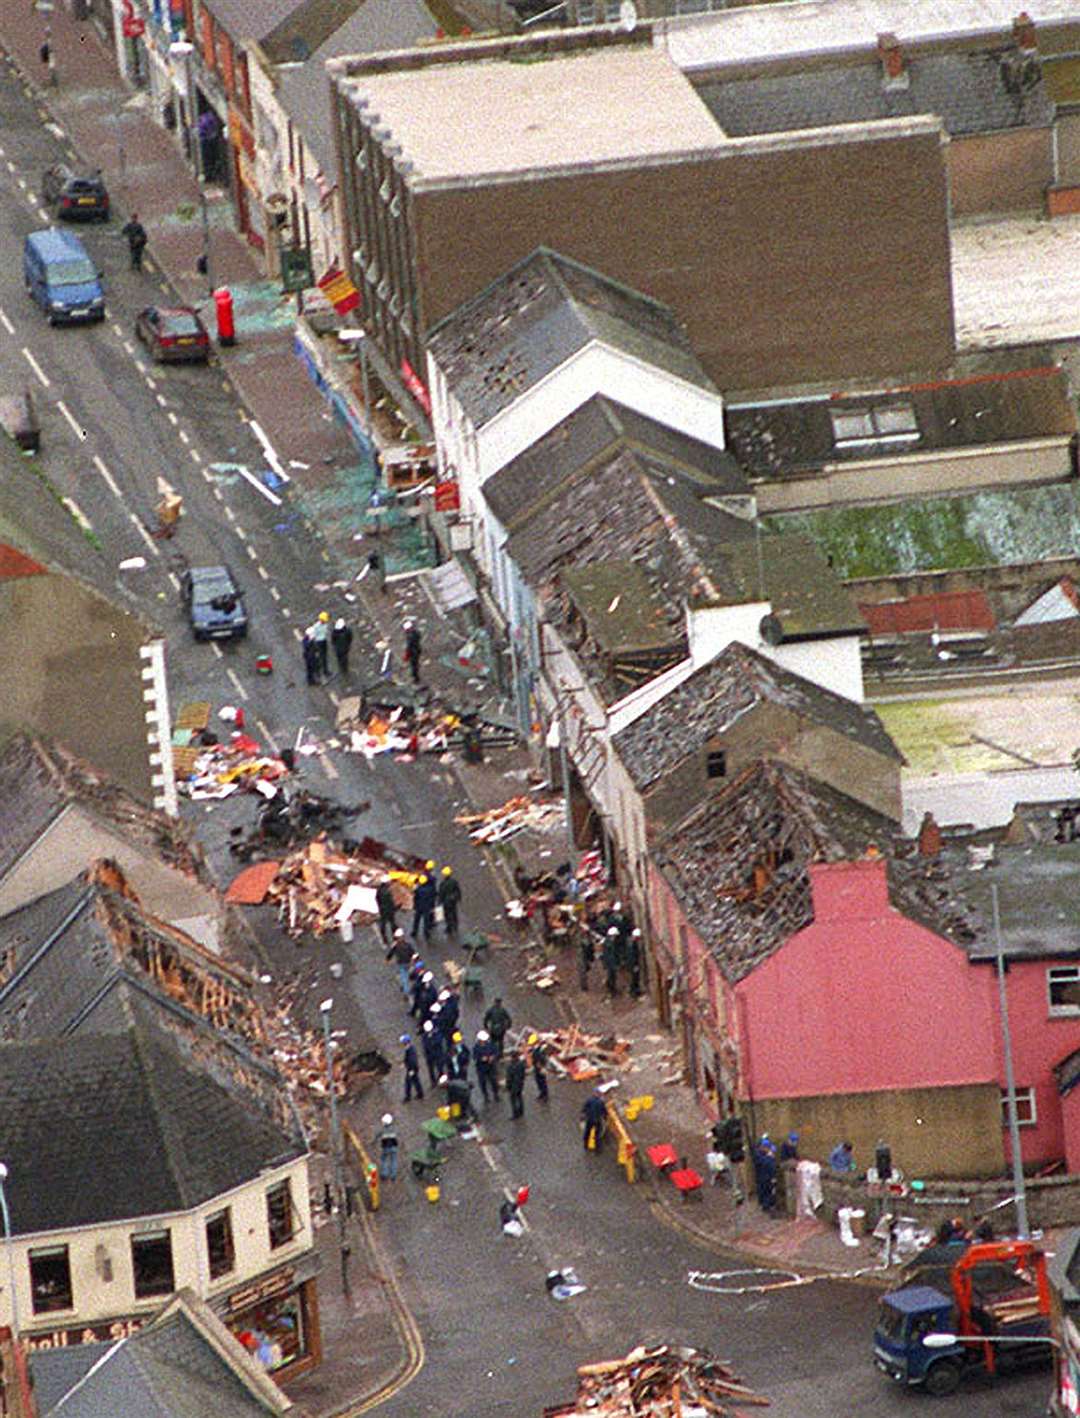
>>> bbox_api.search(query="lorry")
[873,1239,1053,1396]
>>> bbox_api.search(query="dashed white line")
[257,565,269,580]
[256,719,281,754]
[92,454,121,497]
[16,176,26,190]
[130,513,158,554]
[56,400,86,440]
[179,429,190,444]
[123,340,135,354]
[245,544,257,561]
[200,467,213,482]
[4,160,14,173]
[319,752,340,781]
[211,641,223,659]
[189,449,202,464]
[21,348,49,388]
[167,411,178,425]
[234,526,247,541]
[0,309,14,335]
[155,393,167,409]
[269,586,281,601]
[35,207,48,224]
[167,571,180,590]
[292,626,303,642]
[281,606,291,618]
[223,505,235,522]
[327,689,341,707]
[145,375,157,390]
[226,668,249,702]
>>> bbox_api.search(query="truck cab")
[875,1286,959,1394]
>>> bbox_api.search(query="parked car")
[135,305,211,363]
[181,565,248,641]
[42,164,109,221]
[23,229,105,325]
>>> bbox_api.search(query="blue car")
[182,565,248,641]
[23,228,105,325]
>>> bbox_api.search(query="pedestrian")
[438,865,462,937]
[582,1089,606,1152]
[376,1113,399,1181]
[421,1019,445,1088]
[829,1139,856,1174]
[578,925,595,992]
[451,1031,470,1082]
[626,927,643,998]
[121,214,148,271]
[529,1034,550,1102]
[441,1072,478,1123]
[403,619,422,683]
[312,611,330,679]
[506,1051,526,1120]
[400,1033,423,1102]
[602,927,620,998]
[438,986,460,1040]
[483,997,512,1059]
[415,971,437,1024]
[780,1131,800,1164]
[331,617,353,675]
[301,630,319,686]
[753,1135,778,1213]
[411,873,437,943]
[387,931,412,995]
[473,1030,499,1103]
[376,874,398,945]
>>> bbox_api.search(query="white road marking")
[269,586,281,601]
[56,400,86,440]
[189,448,201,464]
[21,348,49,387]
[211,641,223,659]
[245,544,257,561]
[0,309,14,335]
[167,571,180,590]
[257,565,269,580]
[327,688,341,707]
[226,668,249,702]
[212,486,223,501]
[234,463,282,506]
[167,411,178,425]
[123,340,134,354]
[319,752,339,781]
[292,626,303,642]
[155,393,167,408]
[16,176,26,190]
[111,322,124,336]
[281,606,291,618]
[61,498,91,533]
[178,429,190,444]
[234,525,247,541]
[130,513,158,554]
[256,719,280,754]
[224,504,235,521]
[35,208,48,223]
[4,160,14,173]
[200,467,213,482]
[92,454,121,497]
[145,375,156,390]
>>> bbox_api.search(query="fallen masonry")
[546,1343,769,1416]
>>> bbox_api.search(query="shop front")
[218,1258,321,1379]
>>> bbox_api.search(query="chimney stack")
[1013,11,1037,52]
[918,812,943,858]
[877,32,908,89]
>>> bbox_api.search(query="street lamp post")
[992,883,1030,1239]
[169,40,211,296]
[0,1163,19,1340]
[319,999,350,1295]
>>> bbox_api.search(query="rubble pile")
[175,730,291,801]
[335,693,516,760]
[264,835,422,939]
[229,788,370,861]
[455,795,565,844]
[554,1344,768,1416]
[515,1024,632,1081]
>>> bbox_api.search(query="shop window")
[131,1230,175,1298]
[830,402,919,447]
[1000,1087,1037,1127]
[206,1209,235,1279]
[230,1287,307,1372]
[267,1181,296,1249]
[706,749,727,780]
[29,1246,72,1314]
[1048,966,1080,1016]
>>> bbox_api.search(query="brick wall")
[804,1166,1080,1233]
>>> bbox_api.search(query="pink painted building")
[649,762,1080,1179]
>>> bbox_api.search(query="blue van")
[23,228,105,325]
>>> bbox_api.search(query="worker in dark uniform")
[602,927,620,998]
[411,873,437,943]
[450,1031,470,1082]
[421,1019,445,1088]
[530,1035,550,1102]
[473,1030,499,1103]
[376,875,397,944]
[400,1033,423,1102]
[626,927,643,998]
[506,1050,527,1120]
[483,997,512,1059]
[438,865,462,937]
[582,1089,606,1151]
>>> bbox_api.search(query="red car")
[134,305,211,363]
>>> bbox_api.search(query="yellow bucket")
[626,1104,640,1122]
[436,1106,450,1121]
[637,1095,655,1111]
[425,1184,440,1203]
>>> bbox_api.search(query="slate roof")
[36,1294,295,1418]
[426,247,714,429]
[0,734,204,888]
[653,760,974,983]
[0,992,304,1234]
[725,365,1075,481]
[274,0,438,174]
[938,836,1080,962]
[612,640,902,792]
[483,395,747,532]
[199,0,303,43]
[698,51,1054,140]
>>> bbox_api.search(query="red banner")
[316,266,360,315]
[400,358,432,415]
[121,0,145,36]
[434,480,460,512]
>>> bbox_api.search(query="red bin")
[213,286,236,347]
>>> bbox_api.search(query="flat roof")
[661,1,1080,74]
[343,47,723,181]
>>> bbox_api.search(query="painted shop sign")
[24,1316,145,1350]
[227,1266,295,1313]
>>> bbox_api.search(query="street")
[0,46,1053,1418]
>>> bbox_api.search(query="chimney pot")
[918,812,943,858]
[1013,11,1037,52]
[877,32,906,82]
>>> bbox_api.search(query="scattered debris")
[551,1343,769,1416]
[229,787,370,860]
[546,1266,586,1300]
[505,1024,631,1081]
[263,834,425,938]
[455,795,565,844]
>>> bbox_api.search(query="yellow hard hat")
[319,610,329,622]
[425,859,436,871]
[528,1033,539,1045]
[442,865,452,876]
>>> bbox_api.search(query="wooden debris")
[513,1024,631,1080]
[455,795,565,844]
[553,1343,769,1416]
[265,833,423,939]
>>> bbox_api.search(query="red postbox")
[213,287,235,347]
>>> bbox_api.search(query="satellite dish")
[619,0,637,33]
[759,613,784,647]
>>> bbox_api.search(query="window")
[29,1246,72,1314]
[267,1180,296,1249]
[706,749,727,780]
[830,402,919,447]
[1048,966,1080,1016]
[206,1209,235,1279]
[131,1230,175,1298]
[1001,1087,1037,1127]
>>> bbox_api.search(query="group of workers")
[374,859,463,947]
[577,899,643,998]
[301,611,354,685]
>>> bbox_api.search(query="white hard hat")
[382,1113,393,1126]
[476,1030,489,1042]
[423,1020,433,1033]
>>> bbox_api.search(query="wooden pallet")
[175,701,212,732]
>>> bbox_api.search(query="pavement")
[0,10,935,1415]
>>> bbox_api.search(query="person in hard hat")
[437,864,463,937]
[311,610,330,679]
[403,619,422,683]
[421,1019,445,1087]
[400,1034,423,1103]
[529,1034,549,1103]
[331,616,354,676]
[411,872,437,944]
[473,1030,499,1104]
[450,1030,470,1083]
[376,874,398,946]
[376,1113,399,1180]
[506,1048,526,1121]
